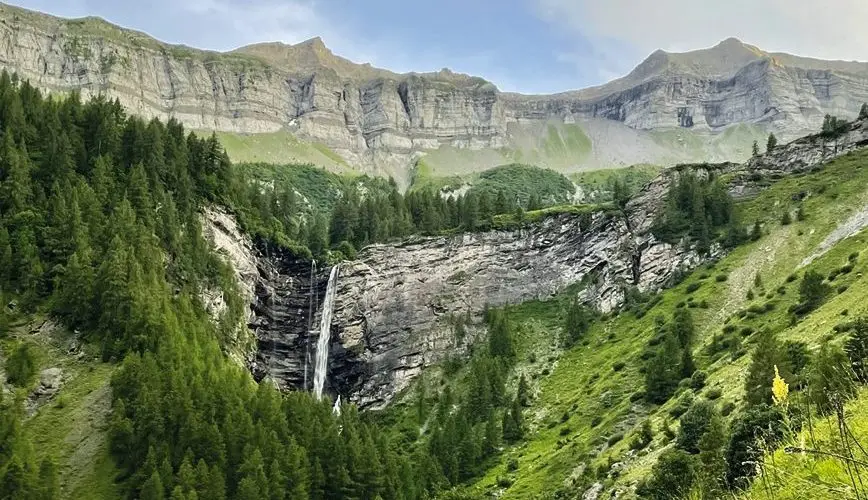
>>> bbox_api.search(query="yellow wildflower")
[772,365,789,406]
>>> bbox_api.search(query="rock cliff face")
[1,4,867,180]
[205,170,708,408]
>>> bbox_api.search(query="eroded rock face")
[203,164,712,408]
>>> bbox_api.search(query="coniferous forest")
[0,72,437,499]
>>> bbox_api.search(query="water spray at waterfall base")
[313,265,339,400]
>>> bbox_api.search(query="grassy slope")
[1,316,120,498]
[452,148,868,498]
[209,130,352,173]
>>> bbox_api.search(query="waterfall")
[332,395,342,417]
[313,265,339,400]
[303,260,316,392]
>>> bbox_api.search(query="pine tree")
[744,332,791,407]
[645,333,683,404]
[860,103,868,120]
[517,373,530,407]
[845,317,868,382]
[563,299,590,347]
[807,344,857,414]
[766,133,778,151]
[488,311,515,360]
[140,471,165,500]
[752,140,759,157]
[798,270,829,313]
[780,210,792,225]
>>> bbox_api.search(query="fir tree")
[766,133,778,151]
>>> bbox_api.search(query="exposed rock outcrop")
[1,4,867,181]
[205,168,710,408]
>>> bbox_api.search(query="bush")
[677,399,719,453]
[590,416,603,427]
[705,388,722,400]
[690,371,707,390]
[612,361,626,372]
[740,327,755,336]
[630,420,655,451]
[334,240,357,260]
[506,458,519,472]
[607,432,624,446]
[721,401,736,416]
[686,282,701,294]
[497,476,513,488]
[669,392,694,419]
[715,274,728,282]
[559,426,572,436]
[5,342,38,387]
[637,449,696,499]
[777,286,787,295]
[722,324,737,334]
[849,252,860,262]
[786,274,798,283]
[630,391,646,402]
[839,285,849,294]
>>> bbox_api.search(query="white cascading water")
[313,265,339,400]
[303,260,316,392]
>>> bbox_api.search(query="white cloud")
[536,0,868,62]
[176,0,325,49]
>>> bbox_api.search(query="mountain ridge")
[1,1,867,183]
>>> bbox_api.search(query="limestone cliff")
[1,4,867,182]
[206,171,707,408]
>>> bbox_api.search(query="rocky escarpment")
[205,169,710,407]
[1,4,867,180]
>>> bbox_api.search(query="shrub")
[559,426,572,436]
[720,401,736,416]
[5,342,38,387]
[607,432,624,446]
[747,304,765,314]
[786,274,798,283]
[840,263,854,274]
[637,449,696,499]
[497,476,514,488]
[669,392,694,419]
[506,458,519,472]
[746,290,755,300]
[630,391,646,402]
[849,252,860,262]
[677,399,719,453]
[777,286,786,295]
[690,370,707,390]
[715,274,728,282]
[590,416,603,427]
[740,327,755,336]
[612,361,626,372]
[723,324,737,334]
[629,420,654,451]
[705,388,723,400]
[839,285,849,294]
[686,282,701,294]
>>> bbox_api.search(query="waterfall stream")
[313,265,339,400]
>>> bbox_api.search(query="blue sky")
[10,0,868,94]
